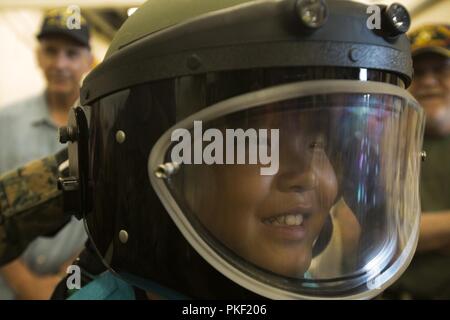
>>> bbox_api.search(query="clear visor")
[149,80,425,299]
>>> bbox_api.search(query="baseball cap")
[409,24,450,58]
[37,7,90,48]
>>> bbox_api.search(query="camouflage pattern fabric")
[0,152,69,266]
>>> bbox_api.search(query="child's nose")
[275,169,318,193]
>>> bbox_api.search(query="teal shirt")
[69,270,317,300]
[69,271,189,300]
[69,272,136,300]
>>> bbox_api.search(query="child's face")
[183,109,339,277]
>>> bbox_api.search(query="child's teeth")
[276,216,285,225]
[268,214,303,226]
[285,215,297,225]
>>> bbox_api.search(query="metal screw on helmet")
[115,130,126,144]
[57,176,79,191]
[119,230,129,244]
[187,54,202,70]
[383,3,410,37]
[348,48,362,62]
[296,0,328,29]
[421,150,427,162]
[59,126,77,144]
[155,162,181,179]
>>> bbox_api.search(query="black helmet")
[60,0,425,299]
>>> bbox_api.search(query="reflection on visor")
[178,107,338,278]
[149,81,424,299]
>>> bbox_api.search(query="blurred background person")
[0,8,93,300]
[385,24,450,300]
[0,1,137,300]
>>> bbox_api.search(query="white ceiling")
[0,0,432,10]
[0,0,145,9]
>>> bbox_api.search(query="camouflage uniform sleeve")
[0,149,70,266]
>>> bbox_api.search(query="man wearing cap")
[385,24,450,300]
[0,8,93,299]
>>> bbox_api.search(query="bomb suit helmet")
[59,0,425,299]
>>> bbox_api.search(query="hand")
[15,274,63,300]
[1,259,64,300]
